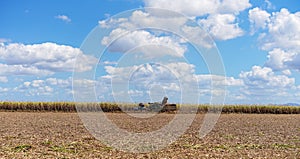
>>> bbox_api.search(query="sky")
[0,0,300,104]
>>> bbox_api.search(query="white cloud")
[102,63,183,90]
[97,62,237,103]
[101,28,186,58]
[99,9,194,53]
[102,62,239,93]
[260,9,300,51]
[234,66,299,104]
[99,10,188,32]
[46,77,72,88]
[102,62,194,86]
[265,48,292,71]
[144,0,219,17]
[97,62,197,102]
[239,66,295,97]
[0,76,8,83]
[0,42,97,75]
[99,17,128,29]
[55,15,71,23]
[163,62,196,82]
[0,38,11,43]
[87,61,288,103]
[0,63,53,76]
[281,69,292,76]
[73,78,98,101]
[100,6,247,54]
[129,10,188,30]
[250,8,300,73]
[31,80,44,88]
[143,0,251,17]
[217,0,252,15]
[101,61,118,65]
[15,80,54,95]
[285,53,300,72]
[197,74,243,87]
[265,49,300,74]
[196,74,242,100]
[73,79,96,86]
[181,25,214,48]
[143,0,251,40]
[99,9,215,52]
[13,77,73,98]
[249,7,270,32]
[240,7,300,102]
[198,14,244,40]
[0,87,9,93]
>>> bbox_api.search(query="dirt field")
[0,112,299,158]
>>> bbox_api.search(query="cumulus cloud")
[271,52,300,73]
[241,8,300,102]
[249,8,300,73]
[285,54,300,72]
[265,48,293,72]
[55,15,71,23]
[198,14,244,40]
[129,10,188,30]
[101,28,186,58]
[181,25,214,48]
[73,78,103,101]
[97,62,195,102]
[15,80,54,95]
[99,9,201,58]
[99,17,128,29]
[101,63,184,92]
[239,66,295,97]
[240,66,294,88]
[99,10,188,32]
[0,63,53,76]
[195,74,242,100]
[99,10,214,50]
[144,0,219,17]
[99,5,246,56]
[197,74,243,87]
[13,77,73,98]
[95,62,233,103]
[0,42,97,76]
[46,77,72,88]
[143,0,251,40]
[217,0,252,15]
[143,0,251,17]
[260,8,300,51]
[237,64,299,103]
[104,62,196,83]
[249,7,270,32]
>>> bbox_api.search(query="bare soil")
[0,112,299,158]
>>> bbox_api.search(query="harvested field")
[0,112,299,158]
[1,102,300,114]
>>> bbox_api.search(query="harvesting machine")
[138,97,177,112]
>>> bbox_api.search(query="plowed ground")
[0,112,299,158]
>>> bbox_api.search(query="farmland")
[0,111,299,158]
[0,102,299,158]
[0,101,300,114]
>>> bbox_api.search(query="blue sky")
[0,0,300,104]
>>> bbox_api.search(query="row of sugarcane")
[0,101,299,114]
